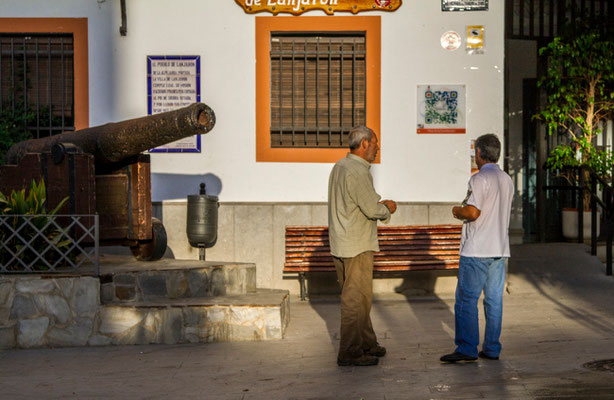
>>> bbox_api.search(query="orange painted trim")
[255,16,381,163]
[0,18,89,130]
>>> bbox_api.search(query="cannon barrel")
[5,103,215,168]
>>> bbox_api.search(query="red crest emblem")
[375,0,391,7]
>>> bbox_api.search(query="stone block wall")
[0,276,99,348]
[100,264,257,303]
[95,301,288,345]
[1,276,289,349]
[154,201,460,296]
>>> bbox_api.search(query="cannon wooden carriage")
[0,103,215,261]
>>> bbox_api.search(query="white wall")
[1,0,505,205]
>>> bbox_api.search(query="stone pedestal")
[1,259,289,349]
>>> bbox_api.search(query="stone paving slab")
[98,255,255,274]
[1,243,614,399]
[14,256,256,277]
[104,288,290,307]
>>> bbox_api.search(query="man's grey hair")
[348,126,374,150]
[475,133,501,163]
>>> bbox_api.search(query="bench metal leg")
[299,272,306,301]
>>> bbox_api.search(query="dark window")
[0,34,74,139]
[505,0,611,40]
[270,32,366,148]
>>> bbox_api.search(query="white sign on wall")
[442,0,488,11]
[417,84,466,134]
[147,55,201,153]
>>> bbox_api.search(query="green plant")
[0,41,34,165]
[0,179,71,271]
[0,102,34,165]
[536,24,614,208]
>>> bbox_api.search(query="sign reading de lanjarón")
[235,0,402,15]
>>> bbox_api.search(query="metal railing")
[545,167,613,276]
[0,214,99,275]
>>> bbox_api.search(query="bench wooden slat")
[287,239,460,246]
[284,262,460,272]
[286,225,461,230]
[287,242,460,248]
[286,250,459,258]
[284,228,462,268]
[285,257,459,266]
[284,225,462,299]
[286,249,459,257]
[286,242,461,249]
[286,236,460,244]
[286,245,460,253]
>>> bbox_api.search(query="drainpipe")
[120,0,127,36]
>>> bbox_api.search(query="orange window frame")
[255,16,381,163]
[0,18,89,130]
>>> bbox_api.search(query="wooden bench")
[284,225,462,300]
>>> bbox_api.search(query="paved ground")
[2,243,614,399]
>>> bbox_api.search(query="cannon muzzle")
[5,103,215,169]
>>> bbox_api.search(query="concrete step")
[94,289,289,345]
[98,257,256,303]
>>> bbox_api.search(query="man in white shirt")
[440,134,514,363]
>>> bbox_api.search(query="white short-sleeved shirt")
[460,163,514,257]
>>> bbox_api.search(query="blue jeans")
[454,256,506,358]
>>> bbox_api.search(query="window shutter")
[270,33,366,148]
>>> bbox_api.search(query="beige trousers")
[333,251,377,359]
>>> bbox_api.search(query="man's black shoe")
[337,354,379,366]
[440,351,478,363]
[478,351,499,360]
[365,345,386,357]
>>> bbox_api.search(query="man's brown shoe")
[365,345,387,357]
[337,355,379,366]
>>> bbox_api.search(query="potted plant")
[536,23,614,239]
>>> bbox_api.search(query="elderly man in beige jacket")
[328,125,397,367]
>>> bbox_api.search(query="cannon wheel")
[130,218,167,261]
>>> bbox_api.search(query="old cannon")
[0,103,215,261]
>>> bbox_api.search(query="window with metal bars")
[505,0,611,40]
[0,34,74,139]
[270,32,366,148]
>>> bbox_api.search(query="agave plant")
[0,179,71,271]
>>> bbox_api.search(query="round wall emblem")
[440,31,461,51]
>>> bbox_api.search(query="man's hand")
[380,200,397,214]
[452,206,462,219]
[452,205,480,221]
